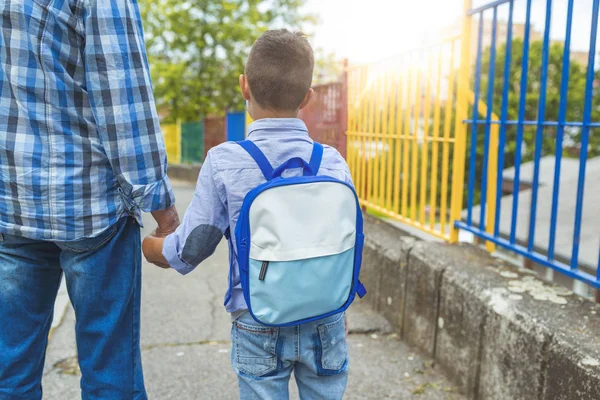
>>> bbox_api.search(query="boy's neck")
[250,108,299,121]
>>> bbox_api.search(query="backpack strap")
[237,141,274,181]
[356,280,367,298]
[237,140,323,180]
[307,142,323,176]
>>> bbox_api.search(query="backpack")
[232,139,367,327]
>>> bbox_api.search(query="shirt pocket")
[232,319,279,378]
[316,313,348,375]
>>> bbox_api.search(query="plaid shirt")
[0,0,174,241]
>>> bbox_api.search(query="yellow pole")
[367,64,377,205]
[466,90,498,252]
[372,66,383,206]
[449,0,473,243]
[410,52,422,222]
[379,64,391,208]
[486,124,499,252]
[359,66,369,202]
[393,60,406,214]
[440,41,457,237]
[430,48,443,232]
[420,51,433,226]
[401,62,413,217]
[386,61,398,210]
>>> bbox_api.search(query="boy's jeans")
[0,217,147,400]
[231,311,349,400]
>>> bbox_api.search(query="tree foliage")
[139,0,313,122]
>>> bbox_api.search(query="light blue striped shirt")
[163,118,353,313]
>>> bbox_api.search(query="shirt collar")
[247,118,309,138]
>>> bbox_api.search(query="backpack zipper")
[259,261,269,281]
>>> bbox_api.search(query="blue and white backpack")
[233,140,367,327]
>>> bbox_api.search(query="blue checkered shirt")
[0,0,175,241]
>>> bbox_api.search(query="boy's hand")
[142,235,170,269]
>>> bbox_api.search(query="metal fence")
[346,0,600,291]
[455,0,600,290]
[345,30,481,243]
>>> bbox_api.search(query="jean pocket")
[56,221,120,253]
[232,319,279,378]
[316,313,348,375]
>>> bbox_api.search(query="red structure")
[203,116,226,158]
[298,75,347,158]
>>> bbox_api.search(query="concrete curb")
[361,214,600,400]
[168,164,202,183]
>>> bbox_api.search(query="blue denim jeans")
[231,311,349,400]
[0,217,146,400]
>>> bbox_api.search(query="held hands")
[142,206,180,269]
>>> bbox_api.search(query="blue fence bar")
[548,0,574,260]
[509,0,532,245]
[571,0,599,271]
[494,0,514,237]
[226,111,246,142]
[480,7,498,231]
[467,0,512,15]
[527,0,553,252]
[455,221,600,289]
[463,120,600,127]
[467,14,485,225]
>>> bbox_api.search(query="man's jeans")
[0,217,146,400]
[231,311,349,400]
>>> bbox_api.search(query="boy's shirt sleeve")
[162,151,229,275]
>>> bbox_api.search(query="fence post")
[449,0,473,243]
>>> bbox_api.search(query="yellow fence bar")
[410,53,421,222]
[449,0,473,243]
[439,42,456,236]
[385,63,397,210]
[359,66,368,202]
[392,61,405,214]
[419,52,433,227]
[429,49,443,231]
[401,64,412,217]
[161,122,182,165]
[377,64,389,207]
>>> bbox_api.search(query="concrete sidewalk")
[42,182,463,399]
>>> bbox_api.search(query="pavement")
[43,181,464,400]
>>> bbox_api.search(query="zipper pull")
[259,261,269,281]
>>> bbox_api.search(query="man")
[0,1,178,399]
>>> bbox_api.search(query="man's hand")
[151,206,180,237]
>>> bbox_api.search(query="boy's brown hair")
[245,29,314,112]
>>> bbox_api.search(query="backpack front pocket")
[248,247,355,326]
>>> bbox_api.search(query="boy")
[143,29,354,399]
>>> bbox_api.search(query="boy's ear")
[239,74,251,101]
[298,88,314,111]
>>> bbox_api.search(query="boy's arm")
[143,151,229,273]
